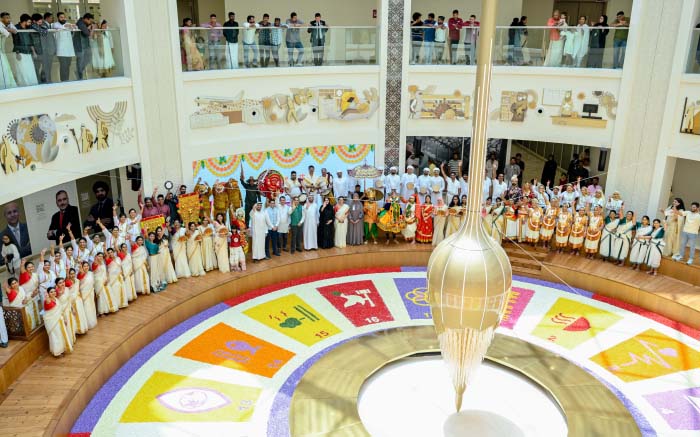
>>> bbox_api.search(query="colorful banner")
[174,323,295,378]
[140,214,165,236]
[393,277,431,320]
[243,294,341,346]
[309,146,332,164]
[120,371,261,423]
[177,193,201,225]
[530,297,622,349]
[316,280,393,327]
[590,329,700,382]
[500,287,534,330]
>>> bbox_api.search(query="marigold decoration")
[270,148,306,168]
[204,155,241,178]
[335,144,372,163]
[308,146,332,163]
[244,152,267,170]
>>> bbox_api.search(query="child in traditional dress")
[229,226,246,272]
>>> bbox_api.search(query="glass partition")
[1,27,122,90]
[687,28,700,73]
[179,26,377,71]
[409,26,629,69]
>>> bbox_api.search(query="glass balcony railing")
[179,26,377,71]
[686,28,700,73]
[409,25,630,69]
[1,28,123,90]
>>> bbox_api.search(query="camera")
[537,107,544,115]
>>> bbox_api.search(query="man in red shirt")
[447,9,463,64]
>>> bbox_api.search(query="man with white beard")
[401,165,418,200]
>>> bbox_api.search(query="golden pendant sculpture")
[427,0,512,412]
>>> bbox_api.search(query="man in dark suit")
[73,13,94,80]
[308,13,328,66]
[47,190,82,244]
[85,180,116,229]
[2,202,31,260]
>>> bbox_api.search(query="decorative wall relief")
[0,101,133,175]
[549,90,614,129]
[408,86,471,120]
[499,90,538,122]
[6,114,59,166]
[680,98,700,135]
[189,87,380,129]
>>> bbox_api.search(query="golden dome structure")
[427,0,513,412]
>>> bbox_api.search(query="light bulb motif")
[427,0,512,412]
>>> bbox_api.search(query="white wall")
[0,80,141,206]
[671,158,700,204]
[406,67,622,147]
[668,79,700,161]
[222,0,379,26]
[0,0,33,19]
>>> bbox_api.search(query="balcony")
[178,25,378,71]
[1,27,123,90]
[408,25,629,69]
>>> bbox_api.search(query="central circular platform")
[358,355,567,437]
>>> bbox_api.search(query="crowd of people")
[1,157,698,353]
[180,11,329,71]
[1,11,115,89]
[408,8,629,68]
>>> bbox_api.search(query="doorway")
[177,0,198,25]
[554,1,606,25]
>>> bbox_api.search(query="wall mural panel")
[680,97,700,135]
[408,86,471,120]
[492,88,617,129]
[0,100,134,176]
[189,87,379,130]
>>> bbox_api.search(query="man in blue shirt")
[410,12,423,64]
[265,198,280,257]
[422,13,436,64]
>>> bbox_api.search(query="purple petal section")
[400,266,427,272]
[71,302,230,434]
[512,274,594,298]
[266,336,358,437]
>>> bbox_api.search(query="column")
[605,0,685,216]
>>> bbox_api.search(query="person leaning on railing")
[12,14,38,87]
[285,12,304,67]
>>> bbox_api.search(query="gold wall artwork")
[189,87,380,129]
[499,90,538,122]
[408,86,471,120]
[1,101,132,175]
[680,97,700,135]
